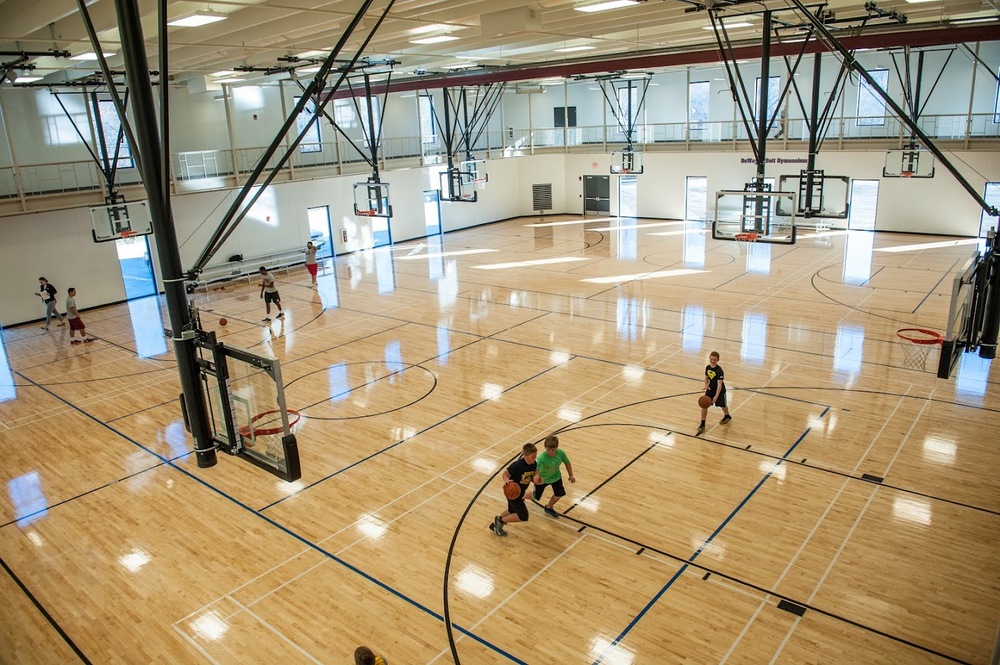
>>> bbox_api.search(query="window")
[94,100,134,169]
[754,76,780,124]
[980,182,1000,237]
[360,96,381,148]
[419,95,436,144]
[554,106,577,128]
[689,81,709,130]
[616,86,639,135]
[994,67,1000,124]
[857,69,889,127]
[294,95,322,153]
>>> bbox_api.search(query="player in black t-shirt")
[697,351,732,435]
[490,443,538,537]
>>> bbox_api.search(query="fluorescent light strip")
[410,35,459,45]
[702,22,753,30]
[168,12,227,27]
[71,52,116,60]
[555,45,596,53]
[575,0,639,12]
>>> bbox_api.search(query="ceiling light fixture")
[949,16,999,24]
[555,45,596,53]
[168,11,227,27]
[702,22,753,30]
[410,35,460,45]
[71,51,116,60]
[575,0,639,13]
[410,24,449,35]
[295,50,327,59]
[14,76,43,83]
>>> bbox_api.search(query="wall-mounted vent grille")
[532,183,553,212]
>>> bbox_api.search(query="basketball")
[503,482,521,500]
[698,395,712,409]
[219,318,227,326]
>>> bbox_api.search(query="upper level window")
[857,69,889,126]
[360,97,381,148]
[616,86,640,135]
[419,95,436,144]
[294,95,322,153]
[94,99,134,169]
[754,76,780,124]
[993,67,1000,124]
[689,81,709,130]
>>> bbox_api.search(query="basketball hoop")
[119,230,137,238]
[356,210,376,217]
[474,177,487,192]
[240,409,301,460]
[900,171,914,179]
[734,232,758,255]
[896,328,943,371]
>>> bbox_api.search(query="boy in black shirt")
[697,351,732,435]
[490,443,538,537]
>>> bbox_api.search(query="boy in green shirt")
[531,434,575,518]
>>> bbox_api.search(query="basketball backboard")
[441,167,477,202]
[884,148,934,178]
[91,200,153,242]
[937,245,992,379]
[190,331,301,481]
[777,173,849,218]
[459,159,488,187]
[611,150,643,175]
[353,181,392,218]
[713,189,797,244]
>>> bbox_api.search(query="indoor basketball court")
[2,217,997,663]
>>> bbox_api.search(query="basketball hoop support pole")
[113,0,216,467]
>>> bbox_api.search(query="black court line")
[560,424,974,665]
[259,359,567,511]
[0,554,92,663]
[11,367,525,664]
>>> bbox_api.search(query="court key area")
[1,216,998,664]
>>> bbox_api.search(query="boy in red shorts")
[65,288,94,344]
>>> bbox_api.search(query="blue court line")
[593,426,815,665]
[11,371,524,663]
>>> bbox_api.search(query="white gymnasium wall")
[1,207,128,325]
[0,148,997,326]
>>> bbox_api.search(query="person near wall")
[36,277,66,331]
[304,241,319,287]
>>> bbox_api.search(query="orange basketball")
[503,482,521,500]
[698,395,712,408]
[219,318,228,326]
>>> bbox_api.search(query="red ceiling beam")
[330,24,999,98]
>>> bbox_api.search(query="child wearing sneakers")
[697,351,731,434]
[490,443,538,537]
[65,288,94,345]
[531,434,575,518]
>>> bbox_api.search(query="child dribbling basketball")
[697,351,731,434]
[490,443,538,537]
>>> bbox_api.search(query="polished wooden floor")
[2,217,999,664]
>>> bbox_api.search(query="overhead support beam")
[788,0,999,218]
[191,0,397,274]
[345,25,1000,97]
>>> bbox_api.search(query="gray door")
[583,175,610,216]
